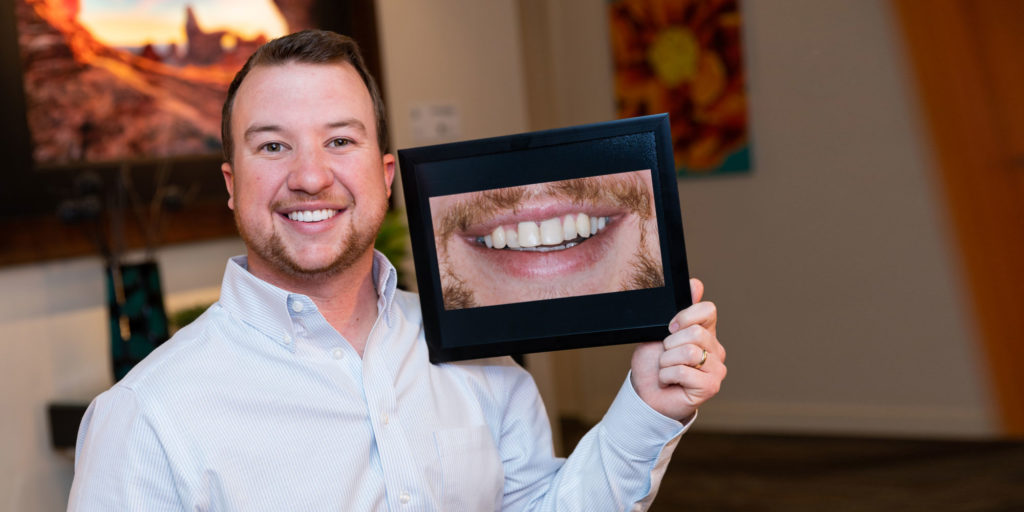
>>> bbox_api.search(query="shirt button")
[382,413,389,425]
[290,300,304,313]
[399,491,410,504]
[331,348,344,360]
[282,334,292,344]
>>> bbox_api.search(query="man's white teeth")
[576,213,590,239]
[518,221,541,248]
[539,218,563,245]
[492,226,506,249]
[481,213,611,250]
[287,209,337,222]
[507,229,520,249]
[562,215,577,240]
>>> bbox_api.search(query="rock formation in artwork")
[14,0,288,165]
[184,6,227,66]
[274,0,315,32]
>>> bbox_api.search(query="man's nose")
[287,148,334,194]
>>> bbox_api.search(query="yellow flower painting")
[609,0,750,175]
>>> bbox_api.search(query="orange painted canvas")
[609,0,750,175]
[13,0,311,166]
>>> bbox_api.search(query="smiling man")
[67,30,726,511]
[431,170,665,309]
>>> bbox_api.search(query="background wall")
[525,0,996,438]
[0,238,245,510]
[687,0,994,436]
[0,0,1001,510]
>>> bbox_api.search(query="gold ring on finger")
[694,348,708,370]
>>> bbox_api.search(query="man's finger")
[657,362,724,396]
[668,301,717,335]
[663,324,713,350]
[658,342,708,368]
[690,277,704,304]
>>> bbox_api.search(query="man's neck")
[248,251,381,357]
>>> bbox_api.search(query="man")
[430,170,665,309]
[68,30,726,511]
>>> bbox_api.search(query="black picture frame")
[399,114,691,363]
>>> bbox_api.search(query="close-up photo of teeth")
[429,169,664,310]
[476,214,611,251]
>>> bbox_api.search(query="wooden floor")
[560,418,1024,511]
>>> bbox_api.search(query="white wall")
[375,0,529,151]
[526,0,997,438]
[0,237,245,511]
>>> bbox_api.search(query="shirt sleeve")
[498,367,692,511]
[67,386,184,512]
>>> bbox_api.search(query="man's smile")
[464,214,622,280]
[473,213,614,251]
[286,208,339,222]
[430,170,663,309]
[274,195,353,227]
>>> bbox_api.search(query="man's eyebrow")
[242,119,367,142]
[243,124,283,142]
[326,118,367,133]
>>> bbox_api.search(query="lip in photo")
[429,169,664,310]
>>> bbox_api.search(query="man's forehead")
[232,61,374,125]
[240,60,364,95]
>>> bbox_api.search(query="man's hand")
[630,278,726,421]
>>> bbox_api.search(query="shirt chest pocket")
[433,425,504,511]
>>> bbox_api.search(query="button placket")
[361,328,418,510]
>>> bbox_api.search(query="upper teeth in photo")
[479,214,611,251]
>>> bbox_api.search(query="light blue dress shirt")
[68,253,688,511]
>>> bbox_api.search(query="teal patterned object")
[106,261,169,381]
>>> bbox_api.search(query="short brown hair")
[220,30,389,163]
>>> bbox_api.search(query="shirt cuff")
[598,371,694,459]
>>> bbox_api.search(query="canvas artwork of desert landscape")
[15,0,316,166]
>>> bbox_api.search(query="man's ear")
[382,153,396,199]
[221,161,235,210]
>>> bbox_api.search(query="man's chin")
[274,247,372,280]
[236,207,386,285]
[245,234,373,283]
[279,258,349,279]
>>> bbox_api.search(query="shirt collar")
[371,250,400,329]
[218,250,400,351]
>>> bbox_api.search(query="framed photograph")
[399,114,692,363]
[0,0,382,265]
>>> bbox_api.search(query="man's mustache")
[270,191,353,212]
[435,173,654,244]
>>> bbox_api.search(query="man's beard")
[235,204,385,281]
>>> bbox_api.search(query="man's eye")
[260,142,284,153]
[328,138,352,148]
